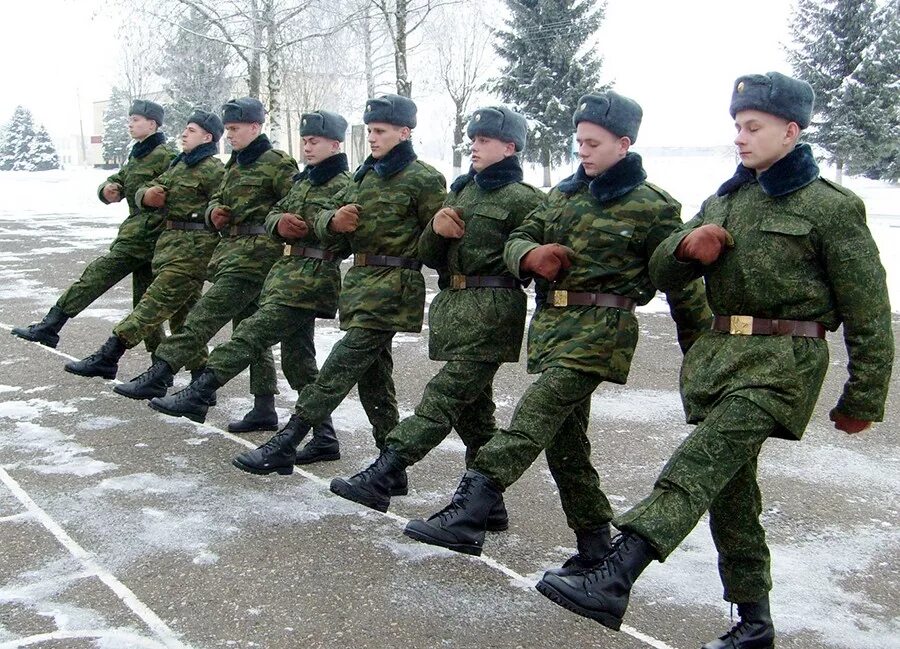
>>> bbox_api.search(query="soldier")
[146,110,351,462]
[534,73,893,649]
[113,97,298,437]
[401,91,711,558]
[328,106,542,522]
[62,110,225,380]
[231,93,446,476]
[12,100,175,352]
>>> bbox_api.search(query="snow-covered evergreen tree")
[102,87,132,166]
[30,125,60,171]
[0,106,58,171]
[492,0,608,186]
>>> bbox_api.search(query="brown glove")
[675,224,734,265]
[142,185,167,208]
[102,183,122,203]
[277,213,309,239]
[520,244,574,281]
[432,207,465,239]
[829,409,872,435]
[210,206,231,230]
[330,203,361,233]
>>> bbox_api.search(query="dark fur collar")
[557,152,647,204]
[130,132,166,160]
[171,142,219,169]
[229,134,273,167]
[295,152,349,186]
[450,155,524,193]
[716,143,819,198]
[353,139,417,182]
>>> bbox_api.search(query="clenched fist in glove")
[210,206,232,230]
[675,224,734,265]
[330,203,361,233]
[277,213,309,239]
[432,207,465,239]
[520,244,574,281]
[142,186,167,208]
[102,183,123,203]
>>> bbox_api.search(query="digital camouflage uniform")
[471,152,711,532]
[108,144,224,368]
[151,134,297,394]
[296,139,446,447]
[385,155,543,466]
[617,143,894,603]
[56,132,175,351]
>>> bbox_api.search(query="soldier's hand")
[676,224,734,265]
[330,203,360,233]
[432,207,465,239]
[520,244,574,281]
[102,183,122,203]
[829,409,873,435]
[277,213,308,239]
[142,186,167,208]
[210,207,232,230]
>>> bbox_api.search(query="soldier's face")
[181,123,213,153]
[470,136,516,172]
[128,115,157,141]
[367,123,408,159]
[225,122,262,151]
[734,110,799,174]
[302,136,340,165]
[576,122,629,177]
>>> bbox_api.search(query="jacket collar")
[230,133,273,167]
[171,141,218,169]
[353,139,417,182]
[450,155,524,193]
[557,152,647,204]
[130,132,166,160]
[716,143,819,198]
[296,152,349,186]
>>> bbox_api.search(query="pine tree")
[30,125,60,171]
[102,87,132,166]
[0,106,37,171]
[492,0,608,186]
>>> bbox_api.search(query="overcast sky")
[1,0,793,149]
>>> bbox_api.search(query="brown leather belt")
[221,224,267,237]
[549,290,636,311]
[712,315,826,338]
[283,245,336,261]
[353,253,422,271]
[449,275,522,289]
[166,220,209,231]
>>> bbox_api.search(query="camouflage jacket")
[650,144,893,439]
[135,145,225,279]
[419,157,543,362]
[97,132,176,259]
[261,153,352,317]
[314,140,447,332]
[504,153,711,381]
[205,134,298,282]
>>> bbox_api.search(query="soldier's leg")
[615,395,777,560]
[132,261,165,353]
[55,248,145,317]
[709,456,772,603]
[470,367,601,490]
[279,311,320,392]
[386,361,499,463]
[237,299,278,398]
[457,383,500,469]
[356,340,399,448]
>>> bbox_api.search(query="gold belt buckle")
[283,245,292,256]
[450,275,467,290]
[552,290,568,307]
[354,253,367,266]
[730,315,753,335]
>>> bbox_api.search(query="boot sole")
[147,400,207,424]
[486,519,509,533]
[64,365,117,380]
[231,457,293,476]
[534,579,622,631]
[329,479,390,512]
[402,524,483,556]
[295,452,341,465]
[226,424,279,433]
[113,385,167,400]
[11,330,59,348]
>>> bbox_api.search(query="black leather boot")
[64,335,126,379]
[701,596,775,649]
[113,359,174,400]
[403,470,503,556]
[329,449,408,512]
[231,414,311,475]
[148,369,222,423]
[227,395,278,433]
[295,416,340,464]
[536,532,655,631]
[545,524,613,577]
[486,495,510,532]
[190,367,216,405]
[12,306,69,348]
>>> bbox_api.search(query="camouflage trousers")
[55,247,164,352]
[294,327,397,448]
[471,366,613,532]
[387,360,501,468]
[615,395,773,603]
[153,274,276,394]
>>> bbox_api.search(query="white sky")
[1,0,793,148]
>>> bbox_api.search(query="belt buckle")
[283,245,292,256]
[450,275,466,290]
[552,290,568,307]
[354,253,367,266]
[730,315,753,335]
